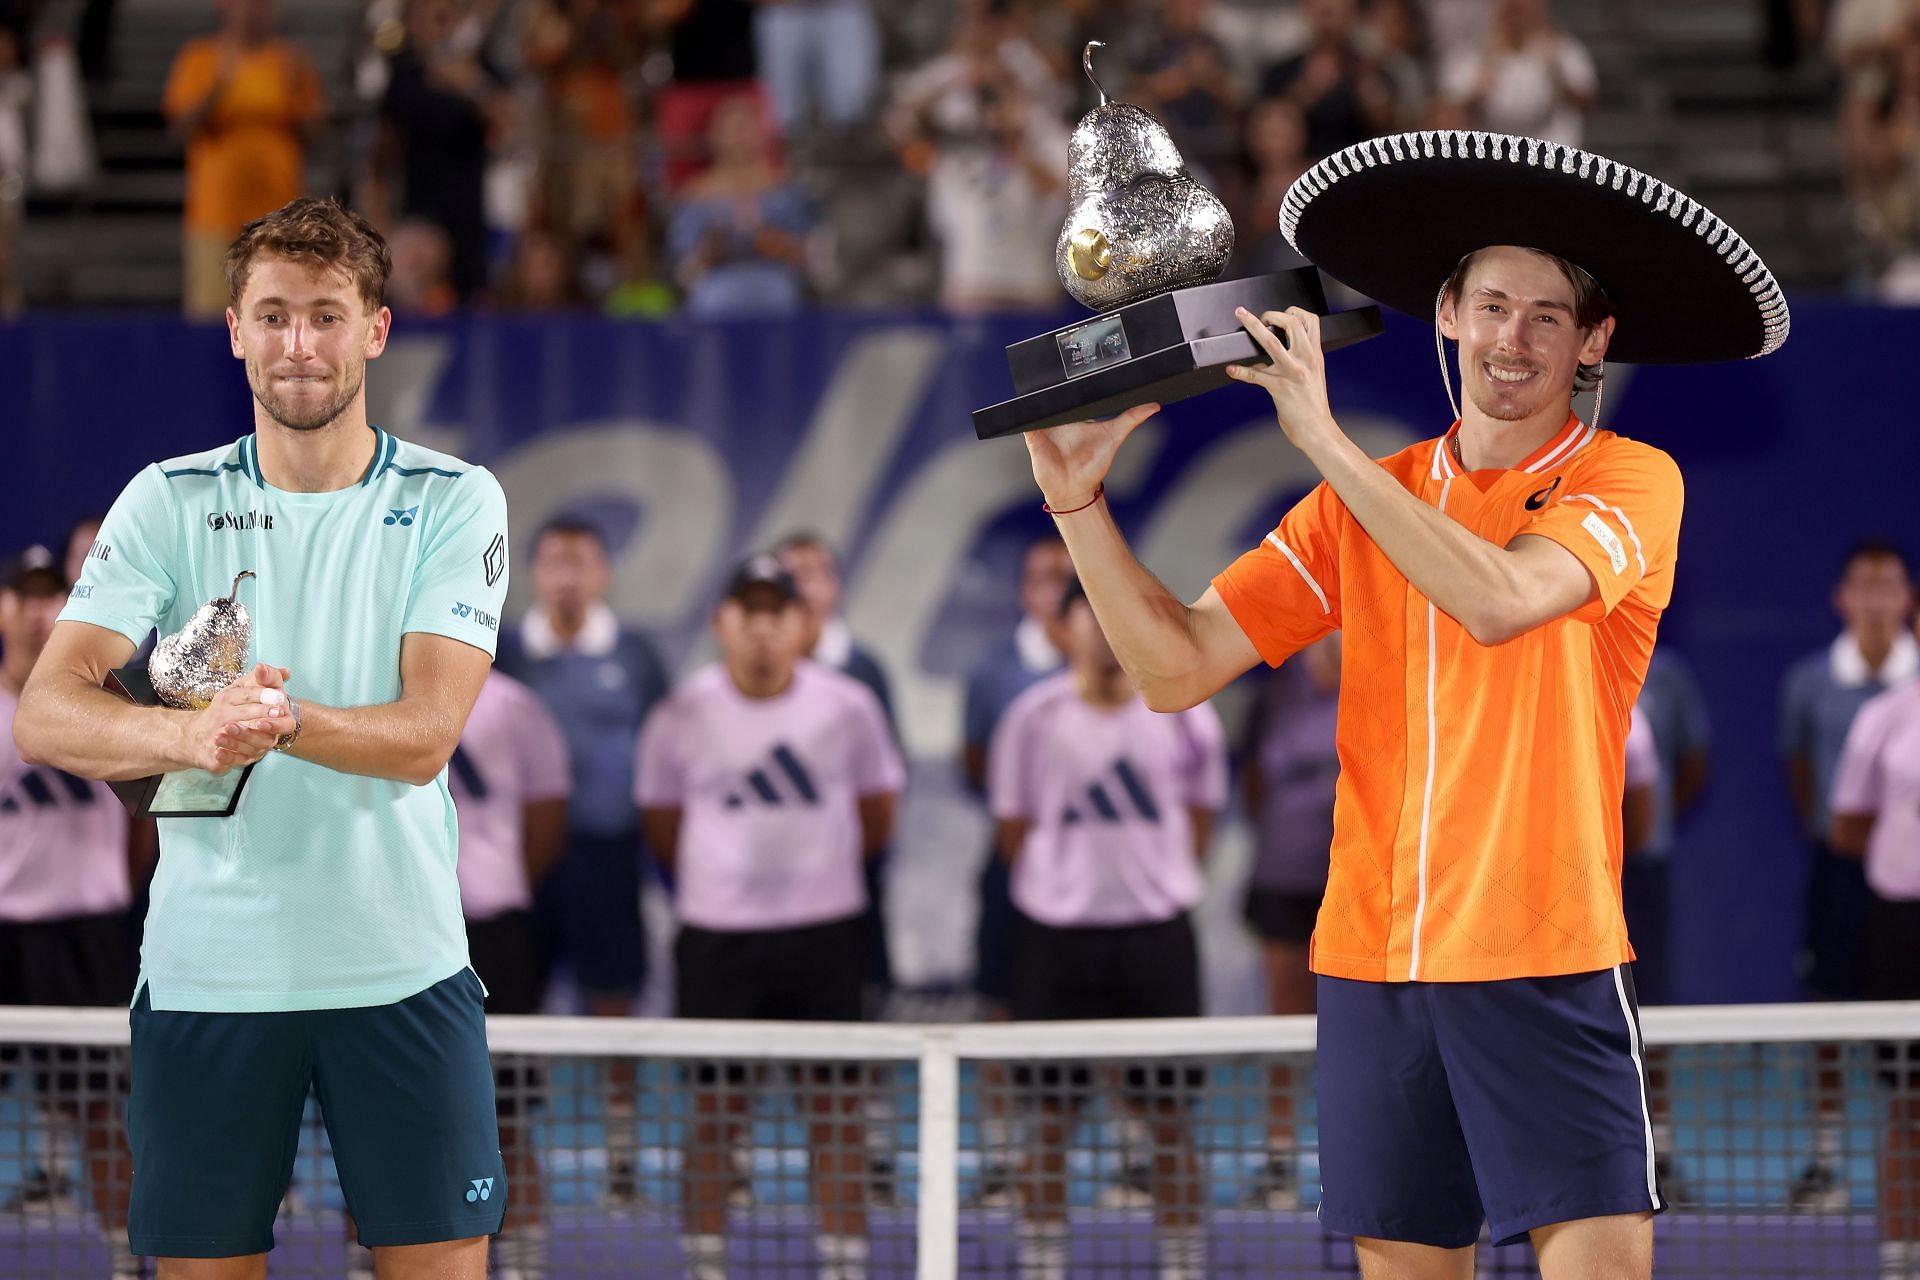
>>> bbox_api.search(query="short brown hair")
[1442,247,1612,394]
[225,197,392,312]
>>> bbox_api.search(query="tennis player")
[13,196,511,1280]
[1018,132,1788,1278]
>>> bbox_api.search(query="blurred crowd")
[0,0,1617,318]
[1835,0,1920,296]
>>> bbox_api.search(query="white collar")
[1015,616,1061,673]
[1830,629,1920,687]
[813,615,854,668]
[521,601,620,660]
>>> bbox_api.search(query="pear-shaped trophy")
[103,571,262,817]
[972,42,1383,438]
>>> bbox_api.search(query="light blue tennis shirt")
[61,426,510,1012]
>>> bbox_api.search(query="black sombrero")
[1280,131,1789,364]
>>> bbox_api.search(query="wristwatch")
[271,695,303,753]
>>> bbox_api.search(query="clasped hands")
[178,663,295,775]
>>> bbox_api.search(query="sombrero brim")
[1280,131,1789,364]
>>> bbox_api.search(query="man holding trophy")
[993,74,1789,1277]
[13,196,511,1280]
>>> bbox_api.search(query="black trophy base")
[104,666,253,818]
[971,269,1383,439]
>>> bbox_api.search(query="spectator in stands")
[988,578,1227,1280]
[1829,608,1920,1279]
[1779,538,1915,1211]
[1840,15,1920,298]
[1237,631,1339,1212]
[499,226,587,309]
[497,515,669,1204]
[776,532,895,1000]
[637,554,903,1280]
[1623,647,1713,1006]
[372,0,510,303]
[161,0,323,318]
[1259,0,1395,159]
[1128,0,1244,186]
[888,0,1069,312]
[1363,0,1433,130]
[1436,0,1596,147]
[753,0,880,139]
[1232,97,1314,277]
[667,93,814,317]
[0,18,25,316]
[0,546,143,1280]
[653,0,761,190]
[521,0,647,250]
[386,217,459,316]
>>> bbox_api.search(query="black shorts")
[467,910,546,1117]
[0,911,135,1095]
[1865,896,1920,1084]
[1242,888,1321,944]
[1008,914,1203,1099]
[534,829,646,999]
[676,914,865,1086]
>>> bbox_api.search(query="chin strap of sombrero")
[1434,285,1608,435]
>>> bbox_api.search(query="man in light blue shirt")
[13,197,510,1279]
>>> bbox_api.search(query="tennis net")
[3,1002,1919,1277]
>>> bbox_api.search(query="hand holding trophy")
[972,42,1382,439]
[105,570,290,817]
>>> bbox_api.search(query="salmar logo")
[206,510,273,531]
[466,1177,494,1203]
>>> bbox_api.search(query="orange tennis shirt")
[1213,413,1683,984]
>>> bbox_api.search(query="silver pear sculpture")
[1056,41,1234,311]
[149,571,256,710]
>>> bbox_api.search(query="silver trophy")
[973,43,1381,439]
[104,571,261,817]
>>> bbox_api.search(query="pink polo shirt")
[0,686,130,921]
[1831,678,1920,902]
[447,671,571,921]
[989,672,1228,928]
[636,661,904,932]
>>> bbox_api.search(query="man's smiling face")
[1439,245,1613,424]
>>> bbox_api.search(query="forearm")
[1302,429,1528,642]
[283,698,460,786]
[1051,502,1214,706]
[15,676,194,780]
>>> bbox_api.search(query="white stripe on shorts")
[1611,964,1661,1209]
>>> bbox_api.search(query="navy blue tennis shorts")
[1316,966,1666,1248]
[127,968,506,1258]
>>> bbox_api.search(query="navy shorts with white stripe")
[1315,965,1666,1249]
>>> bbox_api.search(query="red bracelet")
[1042,483,1105,516]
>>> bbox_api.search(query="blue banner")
[2,303,1914,1003]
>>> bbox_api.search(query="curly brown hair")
[224,197,392,313]
[1441,248,1613,394]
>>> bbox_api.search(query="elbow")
[409,742,459,787]
[12,714,48,767]
[1139,682,1202,714]
[1462,596,1529,648]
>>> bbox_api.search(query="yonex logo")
[1062,759,1162,826]
[384,506,419,527]
[465,1177,494,1203]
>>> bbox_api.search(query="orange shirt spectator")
[162,4,322,317]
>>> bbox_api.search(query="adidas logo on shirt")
[0,768,99,815]
[1061,759,1162,826]
[722,745,820,809]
